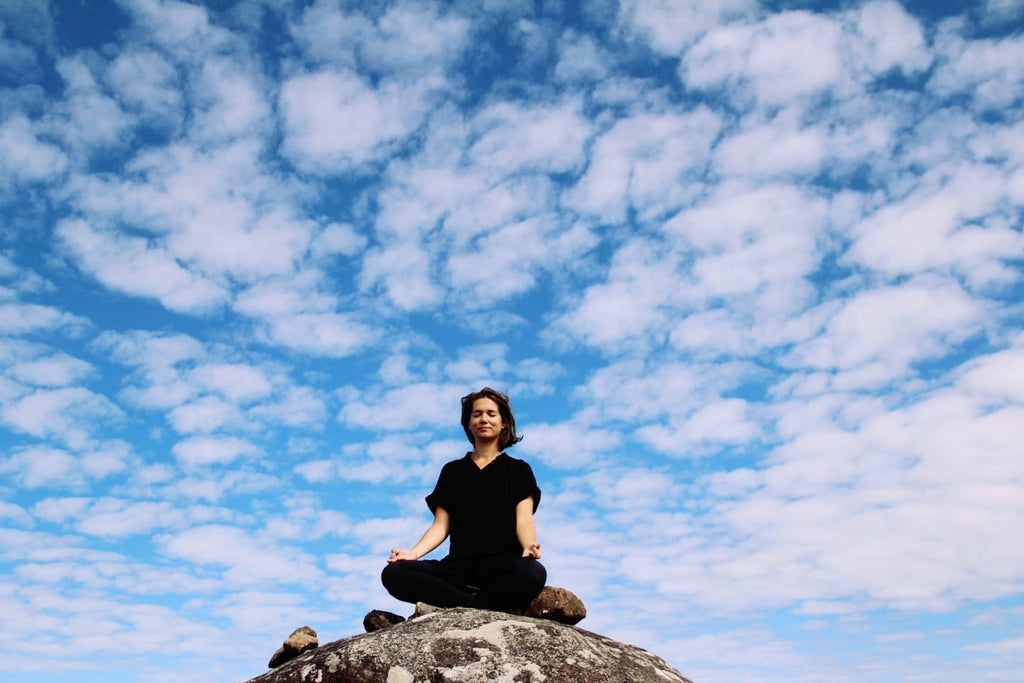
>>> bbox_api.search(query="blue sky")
[1,0,1023,681]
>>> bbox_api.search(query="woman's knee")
[521,559,547,589]
[381,561,406,590]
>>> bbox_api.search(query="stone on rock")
[523,586,587,625]
[267,625,318,669]
[247,607,691,683]
[363,609,406,633]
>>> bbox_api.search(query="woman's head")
[460,387,523,450]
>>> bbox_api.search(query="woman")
[382,387,546,613]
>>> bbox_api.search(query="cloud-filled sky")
[1,0,1023,681]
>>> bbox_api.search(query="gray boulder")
[246,607,690,683]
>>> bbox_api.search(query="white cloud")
[172,205,313,281]
[787,280,984,382]
[847,163,1024,287]
[566,107,721,223]
[358,2,470,76]
[468,99,590,176]
[0,114,67,187]
[360,241,441,311]
[957,343,1024,403]
[713,110,826,179]
[518,419,622,469]
[62,137,318,295]
[2,345,94,387]
[0,15,44,80]
[578,359,743,423]
[256,310,379,358]
[848,1,930,78]
[447,216,597,300]
[104,47,183,130]
[248,385,328,428]
[309,222,367,258]
[634,398,762,457]
[550,239,682,351]
[683,11,844,105]
[0,301,85,334]
[120,0,219,57]
[31,496,92,523]
[57,218,229,314]
[585,466,683,513]
[95,330,206,409]
[696,391,1024,613]
[930,26,1024,109]
[51,54,134,154]
[292,0,469,77]
[188,363,272,404]
[172,435,258,468]
[669,305,825,360]
[189,56,269,143]
[0,501,31,525]
[0,441,132,490]
[288,0,367,67]
[159,523,323,584]
[168,395,247,434]
[0,387,121,448]
[620,0,757,55]
[76,498,189,537]
[298,435,456,487]
[983,0,1024,21]
[553,30,609,82]
[1,446,79,488]
[666,181,827,315]
[279,68,432,172]
[358,97,596,311]
[339,382,465,431]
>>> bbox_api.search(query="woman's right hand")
[388,548,418,562]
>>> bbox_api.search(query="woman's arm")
[388,506,451,562]
[516,496,542,559]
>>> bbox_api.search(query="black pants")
[381,554,546,612]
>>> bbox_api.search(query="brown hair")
[460,387,523,450]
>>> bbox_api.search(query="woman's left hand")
[388,548,418,562]
[522,542,542,559]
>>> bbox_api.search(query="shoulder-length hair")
[460,387,523,450]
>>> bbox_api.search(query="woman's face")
[469,397,504,443]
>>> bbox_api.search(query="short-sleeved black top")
[425,452,541,560]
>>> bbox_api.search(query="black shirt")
[425,453,541,560]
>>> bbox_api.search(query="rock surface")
[247,607,690,683]
[267,626,318,668]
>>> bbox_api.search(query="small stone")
[411,601,443,618]
[524,586,587,625]
[267,625,318,668]
[363,609,406,632]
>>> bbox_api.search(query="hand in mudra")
[388,548,417,562]
[522,542,542,559]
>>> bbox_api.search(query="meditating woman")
[382,387,546,613]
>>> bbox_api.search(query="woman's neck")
[471,441,502,465]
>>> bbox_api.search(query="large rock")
[247,607,690,683]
